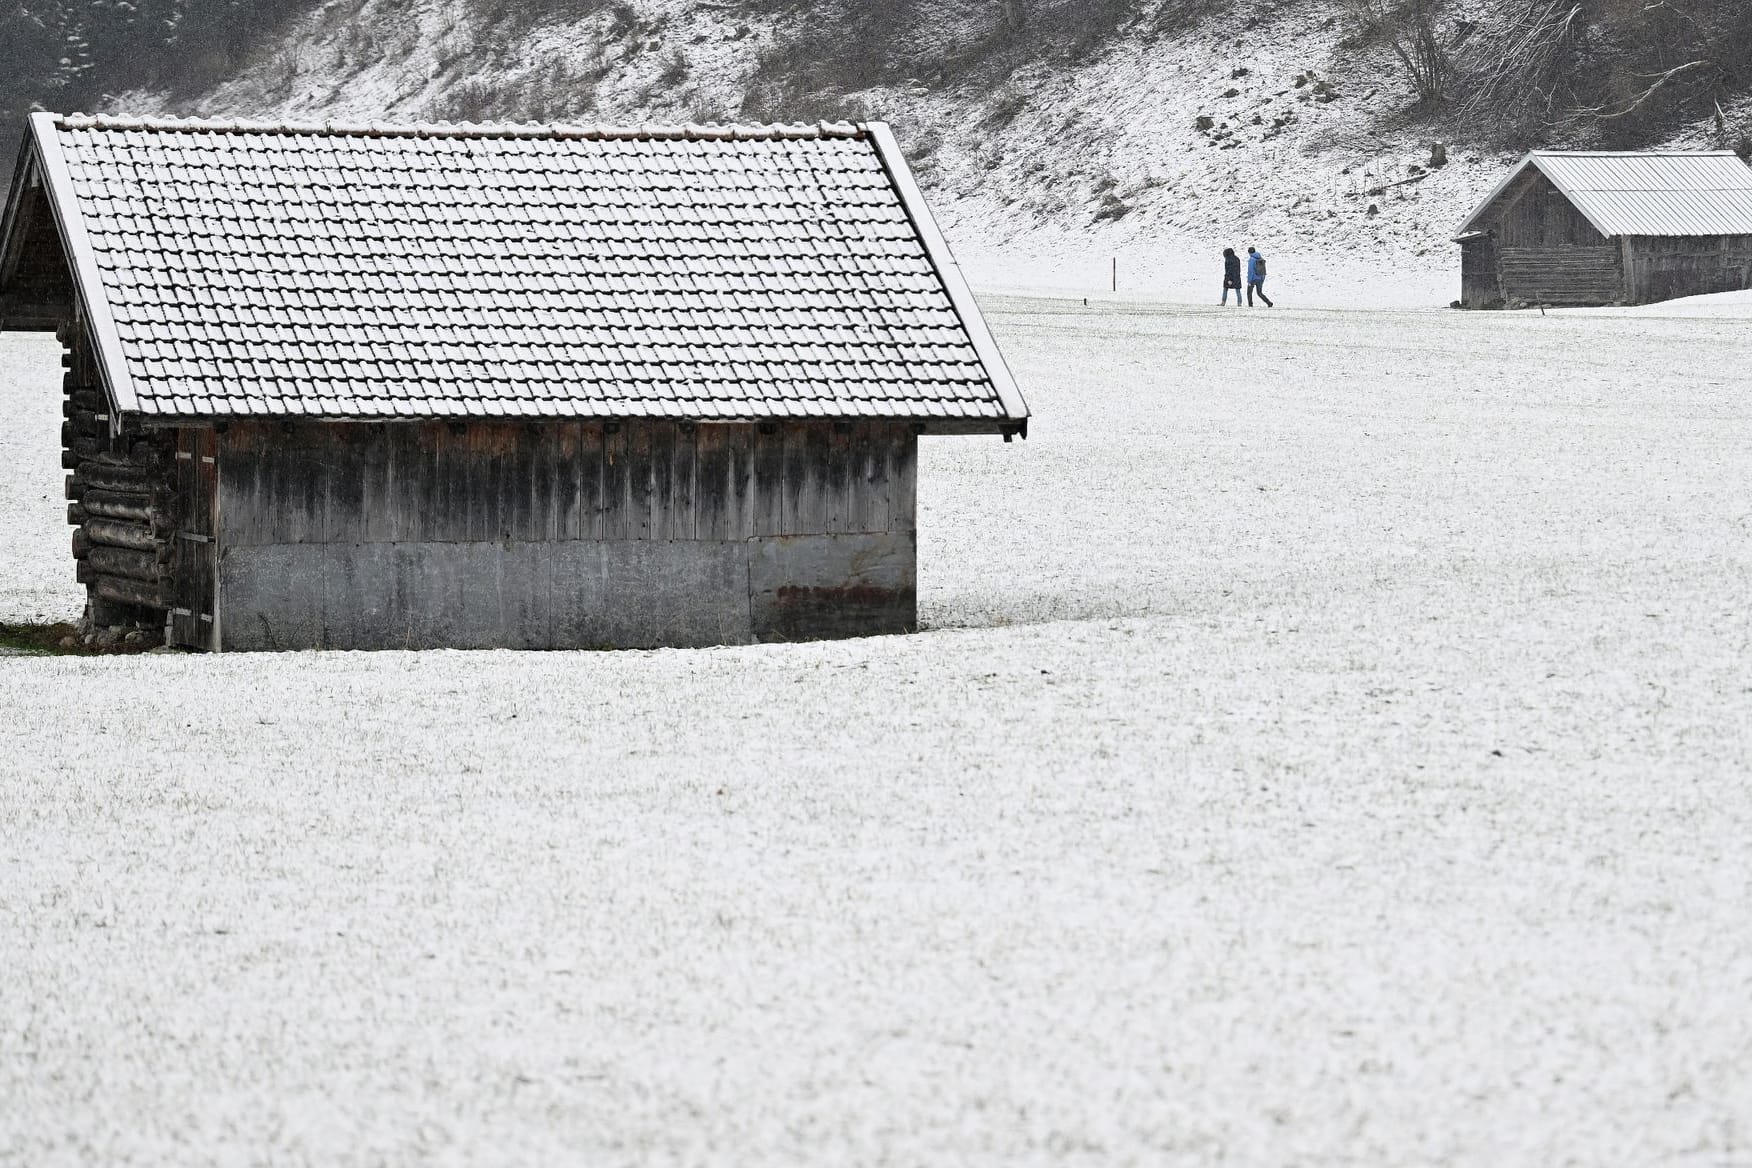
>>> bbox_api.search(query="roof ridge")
[1531,149,1741,157]
[52,113,867,142]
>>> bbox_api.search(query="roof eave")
[1452,152,1536,238]
[865,121,1030,433]
[134,412,1023,435]
[27,112,140,420]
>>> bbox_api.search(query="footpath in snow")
[957,245,1455,310]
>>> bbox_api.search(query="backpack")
[1256,256,1267,278]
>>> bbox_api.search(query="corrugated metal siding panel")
[1536,153,1752,236]
[51,119,1010,422]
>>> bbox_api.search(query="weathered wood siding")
[1461,169,1629,307]
[169,428,218,650]
[212,420,918,651]
[0,181,74,330]
[1459,236,1501,309]
[1621,235,1752,305]
[60,316,177,629]
[1498,245,1624,306]
[1494,171,1609,249]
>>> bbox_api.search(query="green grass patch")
[0,621,80,655]
[0,621,158,656]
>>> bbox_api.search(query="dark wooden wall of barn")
[1492,171,1609,249]
[211,420,919,651]
[1459,236,1500,309]
[60,317,178,636]
[169,428,218,650]
[1497,245,1624,306]
[1622,235,1752,305]
[1462,169,1626,307]
[0,179,74,330]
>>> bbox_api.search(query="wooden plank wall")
[1497,245,1624,306]
[1459,236,1501,309]
[214,420,919,651]
[1494,172,1608,249]
[168,428,218,650]
[0,182,75,331]
[1463,170,1626,308]
[60,317,178,635]
[1622,235,1752,305]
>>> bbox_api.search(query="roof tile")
[34,116,1017,424]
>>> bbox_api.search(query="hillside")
[6,0,1752,284]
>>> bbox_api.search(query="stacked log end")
[60,321,175,649]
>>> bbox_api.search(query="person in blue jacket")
[1246,246,1274,307]
[1221,248,1243,306]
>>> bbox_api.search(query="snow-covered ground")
[1566,287,1752,319]
[956,244,1456,308]
[0,332,73,624]
[5,297,1752,1163]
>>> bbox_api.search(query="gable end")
[0,143,73,330]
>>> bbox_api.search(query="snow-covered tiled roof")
[1456,151,1752,239]
[5,113,1026,428]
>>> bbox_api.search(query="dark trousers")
[1247,280,1273,307]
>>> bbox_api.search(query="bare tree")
[1460,0,1584,122]
[1349,0,1454,106]
[1454,0,1752,140]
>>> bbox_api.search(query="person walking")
[1246,246,1274,307]
[1221,247,1243,306]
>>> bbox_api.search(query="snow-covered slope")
[91,0,1752,294]
[105,0,1518,276]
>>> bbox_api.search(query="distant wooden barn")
[0,113,1028,651]
[1454,150,1752,308]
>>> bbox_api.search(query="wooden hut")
[1454,150,1752,308]
[0,113,1029,651]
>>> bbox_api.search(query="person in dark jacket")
[1221,248,1242,306]
[1246,246,1274,307]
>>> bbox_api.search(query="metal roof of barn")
[0,114,1027,431]
[1455,150,1752,240]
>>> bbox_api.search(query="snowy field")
[4,297,1752,1164]
[956,245,1458,310]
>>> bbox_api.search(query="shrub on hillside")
[738,0,1136,124]
[1455,0,1752,145]
[1343,0,1460,108]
